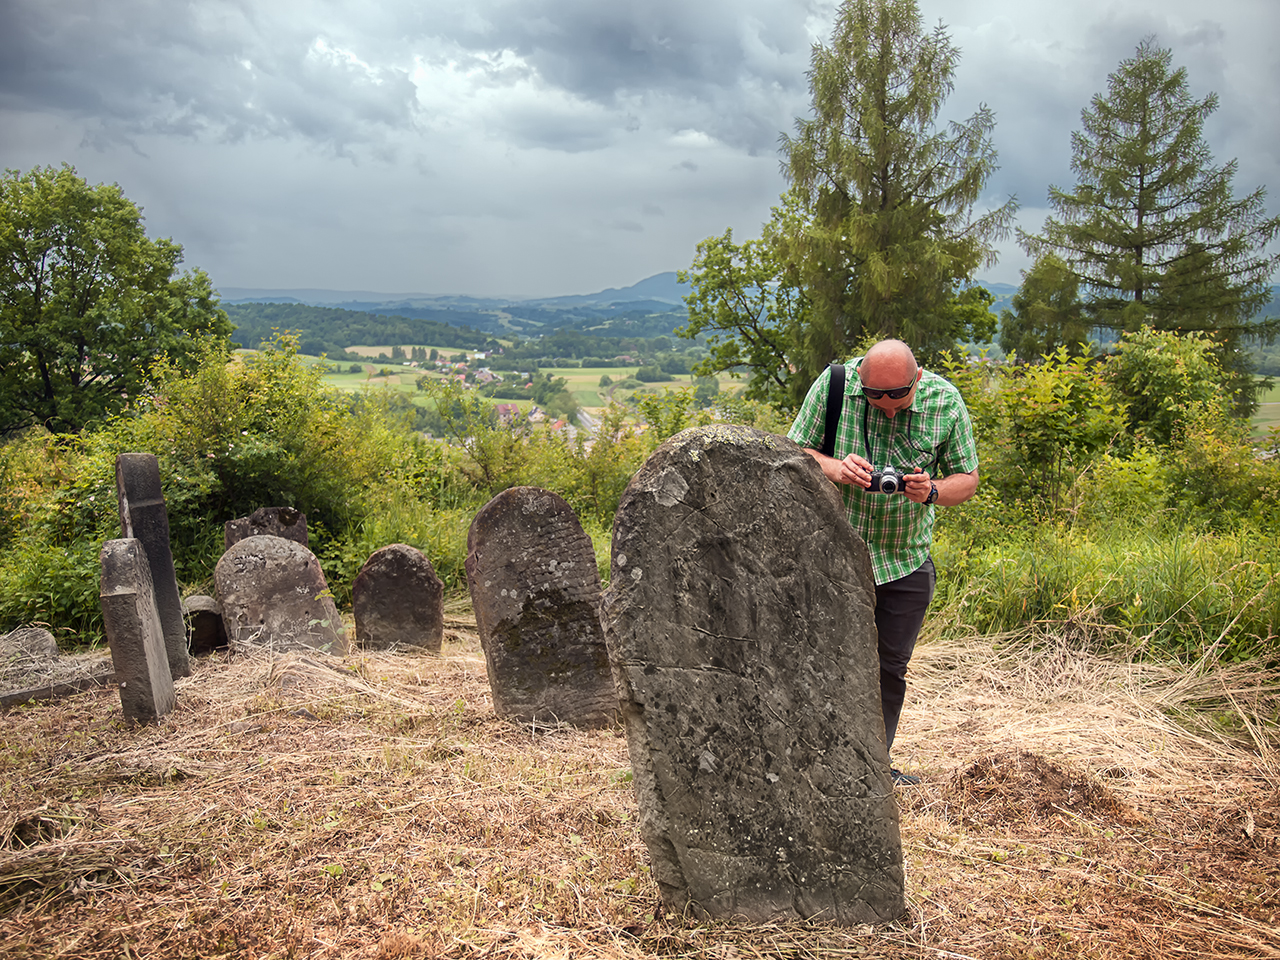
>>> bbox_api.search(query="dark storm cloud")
[428,0,828,153]
[0,1,421,154]
[2,0,1272,295]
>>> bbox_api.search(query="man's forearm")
[934,468,979,506]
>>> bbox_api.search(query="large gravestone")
[465,486,616,728]
[601,425,904,924]
[115,453,190,678]
[352,544,445,652]
[100,539,176,723]
[224,506,309,550]
[214,536,348,654]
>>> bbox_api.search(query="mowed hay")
[1,609,1278,960]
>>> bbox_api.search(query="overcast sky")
[2,0,1277,299]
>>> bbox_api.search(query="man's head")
[858,339,921,419]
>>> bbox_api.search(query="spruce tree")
[780,0,1017,371]
[1022,38,1279,407]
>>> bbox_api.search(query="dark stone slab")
[601,425,904,925]
[215,536,348,654]
[224,506,309,550]
[352,544,445,652]
[182,595,229,655]
[465,486,616,728]
[1,664,116,711]
[100,538,177,723]
[115,453,190,678]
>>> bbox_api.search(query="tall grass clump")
[933,521,1279,663]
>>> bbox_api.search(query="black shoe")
[890,767,921,787]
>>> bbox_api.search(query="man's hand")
[902,467,933,503]
[836,453,874,489]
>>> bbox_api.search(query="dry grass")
[3,611,1279,960]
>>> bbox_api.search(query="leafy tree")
[999,254,1091,362]
[779,0,1017,373]
[0,164,232,434]
[1021,39,1280,406]
[693,375,720,408]
[677,215,811,406]
[997,350,1127,510]
[1105,326,1230,447]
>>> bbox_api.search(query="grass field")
[1252,380,1279,439]
[296,350,711,414]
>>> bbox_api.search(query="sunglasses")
[860,379,916,400]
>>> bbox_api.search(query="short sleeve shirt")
[787,358,979,585]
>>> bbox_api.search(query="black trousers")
[874,557,936,754]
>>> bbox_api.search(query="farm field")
[295,350,714,415]
[1252,381,1279,440]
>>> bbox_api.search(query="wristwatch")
[925,483,939,505]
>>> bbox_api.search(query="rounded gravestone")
[352,544,445,652]
[601,424,904,925]
[0,626,59,660]
[465,486,616,728]
[214,536,348,655]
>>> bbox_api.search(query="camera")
[868,465,907,494]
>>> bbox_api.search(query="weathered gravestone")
[466,486,616,728]
[1,626,59,660]
[224,506,309,550]
[115,453,190,678]
[182,595,229,655]
[100,539,177,723]
[215,536,348,654]
[601,424,904,924]
[352,544,445,652]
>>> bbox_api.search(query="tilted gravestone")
[182,595,229,655]
[115,453,190,678]
[224,506,309,550]
[214,536,348,654]
[352,544,445,652]
[465,486,616,728]
[100,539,177,723]
[601,424,904,924]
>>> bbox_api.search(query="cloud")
[1,0,1273,295]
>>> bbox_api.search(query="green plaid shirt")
[788,358,979,585]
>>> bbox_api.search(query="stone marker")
[601,424,904,925]
[224,506,309,550]
[465,486,616,728]
[1,626,59,660]
[100,538,177,723]
[115,453,190,679]
[182,595,229,655]
[352,544,445,652]
[215,535,348,654]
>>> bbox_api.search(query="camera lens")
[881,476,898,493]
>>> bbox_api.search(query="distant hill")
[220,273,690,311]
[220,273,693,348]
[217,273,1277,365]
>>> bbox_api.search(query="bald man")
[788,339,979,785]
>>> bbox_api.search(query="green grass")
[931,522,1280,663]
[1255,380,1280,439]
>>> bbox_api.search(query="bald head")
[862,340,918,380]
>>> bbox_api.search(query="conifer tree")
[780,0,1017,372]
[1022,38,1279,407]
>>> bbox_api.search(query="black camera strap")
[820,363,845,458]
